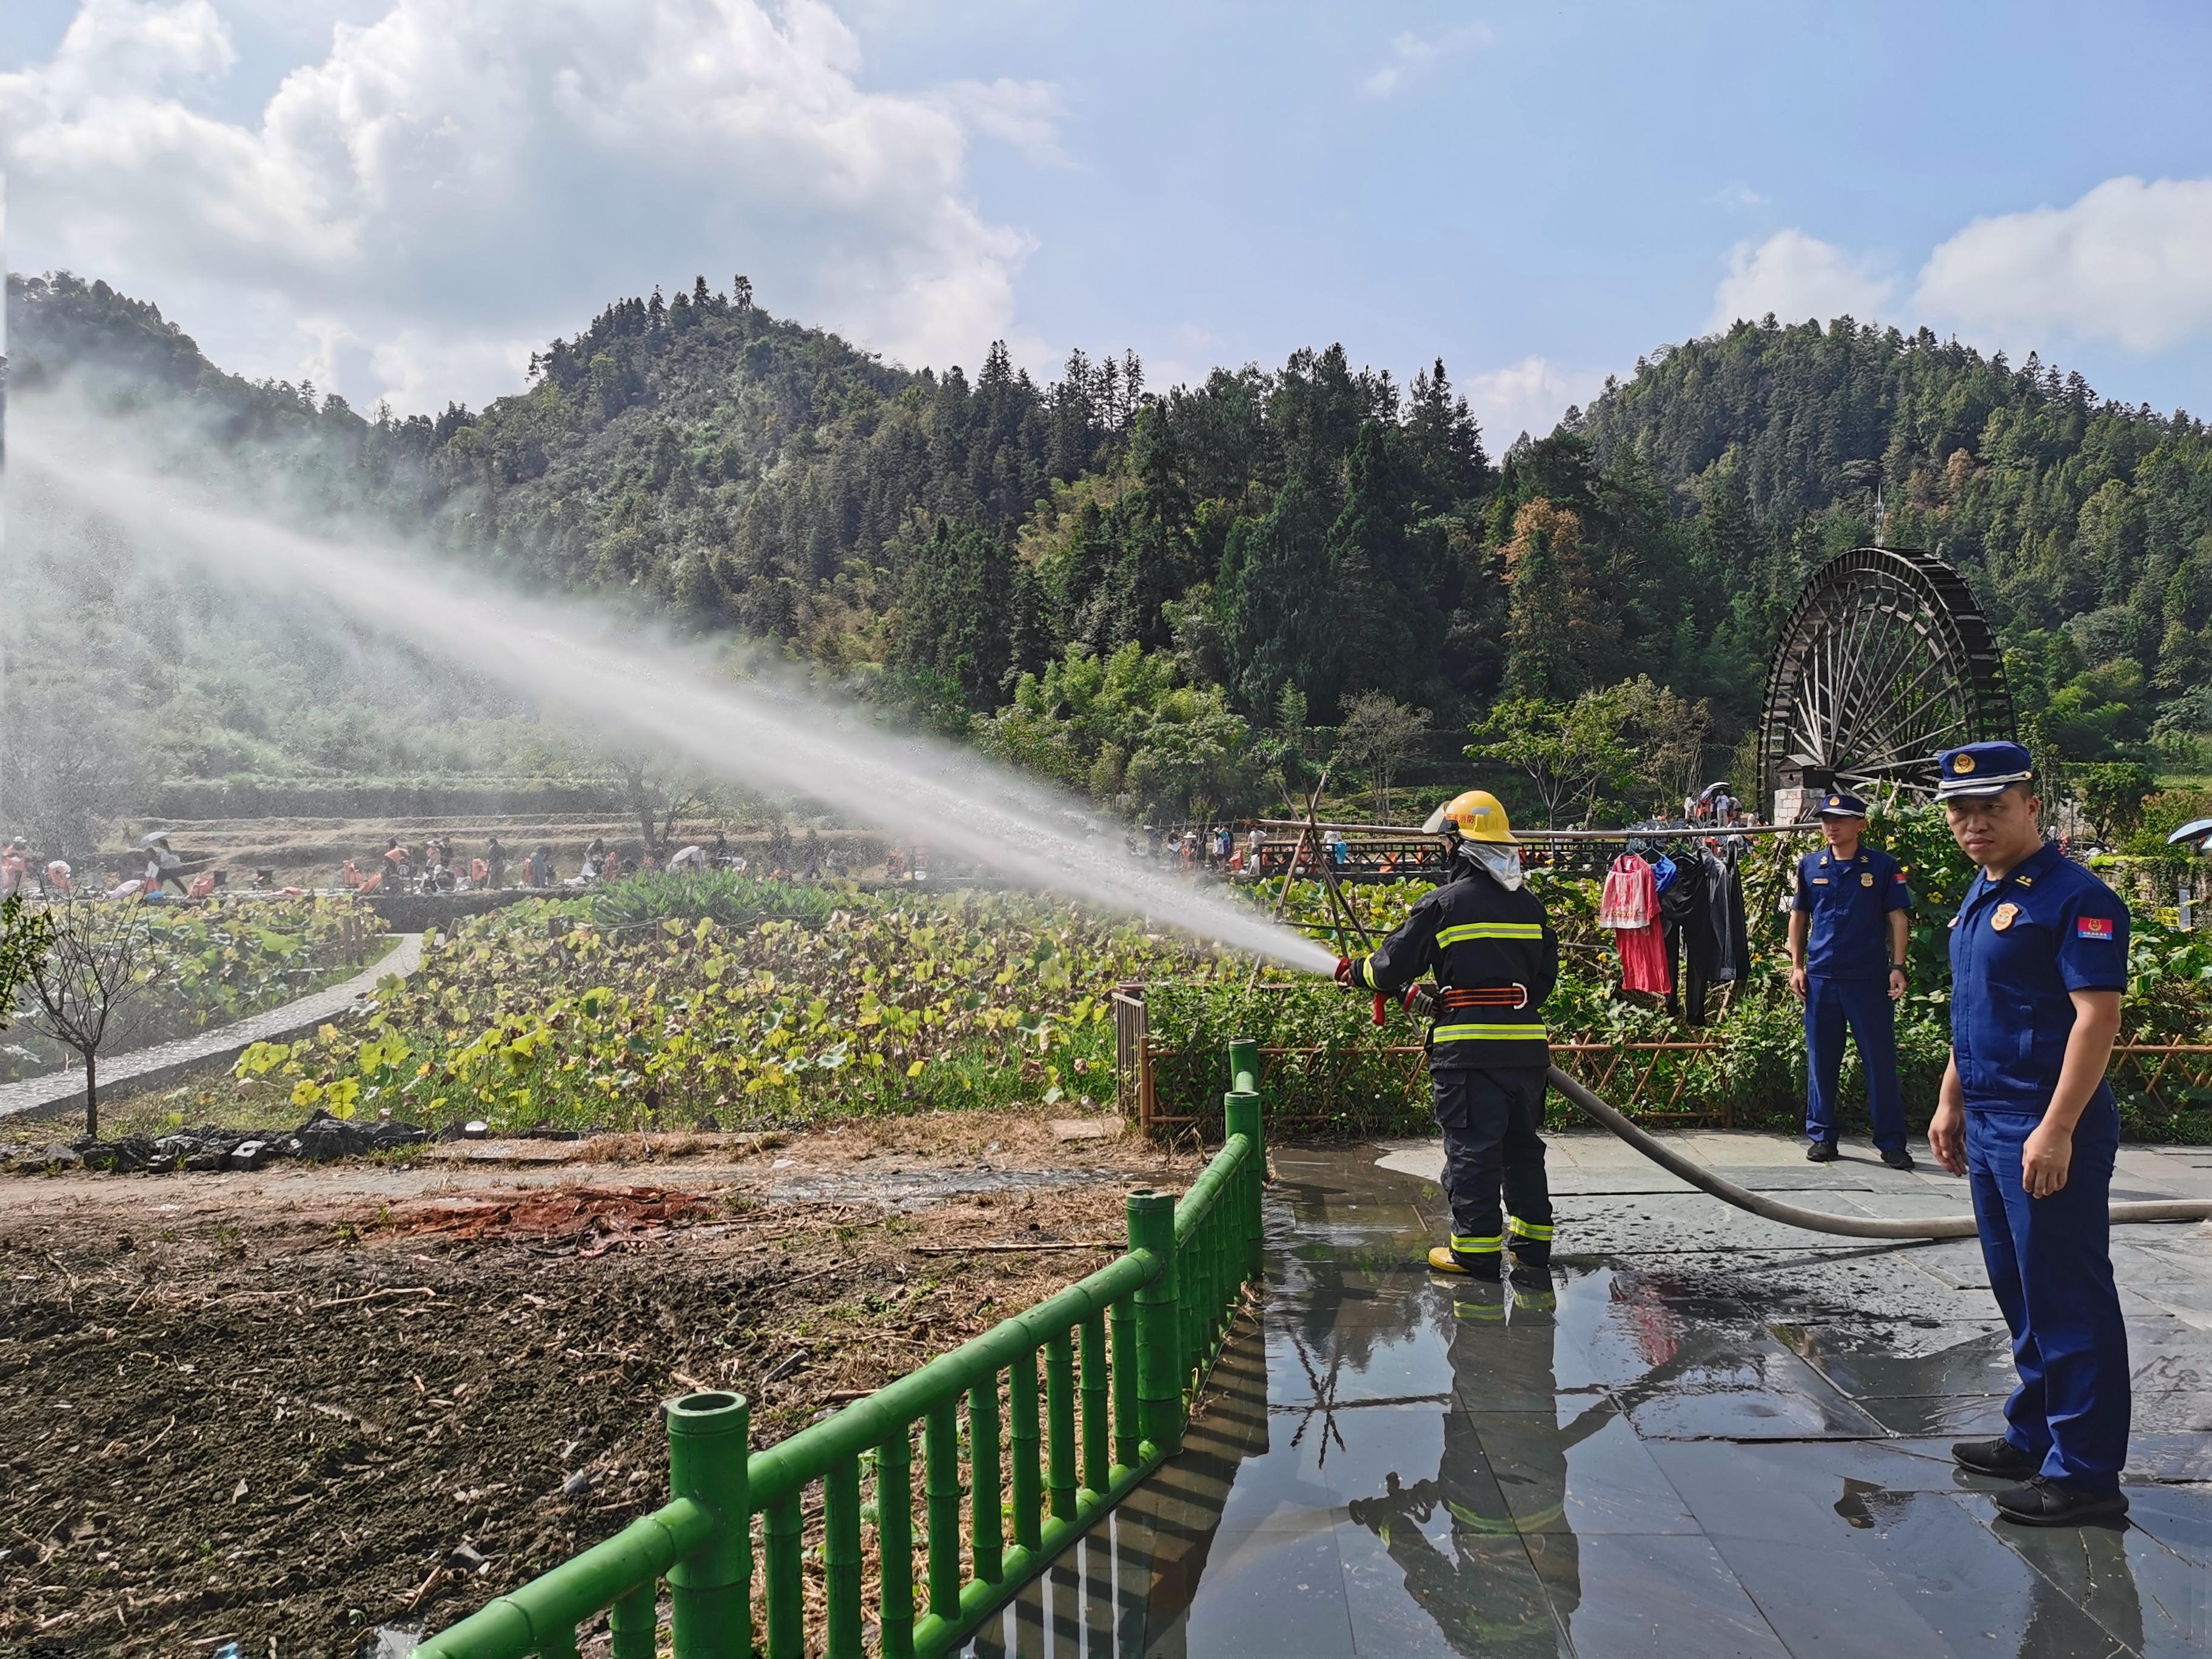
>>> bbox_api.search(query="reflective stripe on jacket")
[1358,862,1558,1069]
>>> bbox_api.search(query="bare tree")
[1335,693,1433,823]
[26,899,150,1137]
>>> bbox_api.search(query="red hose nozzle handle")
[1373,992,1387,1026]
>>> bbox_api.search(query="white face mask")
[1467,840,1524,891]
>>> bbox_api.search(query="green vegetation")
[234,891,1232,1131]
[15,275,2208,845]
[1164,809,2212,1140]
[0,894,375,1082]
[0,895,57,1032]
[588,868,840,931]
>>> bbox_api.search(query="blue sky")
[5,1,2210,440]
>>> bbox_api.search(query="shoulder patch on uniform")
[1894,872,1907,882]
[2077,916,2115,940]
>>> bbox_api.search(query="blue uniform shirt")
[1792,845,1910,980]
[1948,840,2130,1113]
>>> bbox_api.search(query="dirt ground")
[0,1113,1199,1658]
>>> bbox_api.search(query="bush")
[589,868,841,931]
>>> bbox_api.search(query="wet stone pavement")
[965,1133,2212,1657]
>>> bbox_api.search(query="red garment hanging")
[1601,854,1672,994]
[1617,919,1672,995]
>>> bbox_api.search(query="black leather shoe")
[1806,1139,1840,1163]
[1992,1476,2128,1527]
[1882,1147,1916,1170]
[1952,1436,2039,1479]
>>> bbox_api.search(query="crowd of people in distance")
[338,824,865,895]
[1,831,264,903]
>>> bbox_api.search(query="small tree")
[2077,762,2157,842]
[26,899,150,1138]
[1335,692,1433,822]
[614,755,709,856]
[1466,692,1635,827]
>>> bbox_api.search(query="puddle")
[964,1144,2212,1658]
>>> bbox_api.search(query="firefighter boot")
[1428,1242,1503,1281]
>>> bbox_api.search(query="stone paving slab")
[0,933,422,1126]
[969,1140,2212,1659]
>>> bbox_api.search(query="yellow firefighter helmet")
[1422,789,1517,845]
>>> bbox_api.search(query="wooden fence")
[1112,987,2212,1141]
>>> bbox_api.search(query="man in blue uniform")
[1926,741,2133,1527]
[1789,789,1914,1167]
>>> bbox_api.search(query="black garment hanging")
[1660,850,1722,1024]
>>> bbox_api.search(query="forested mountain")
[8,273,2208,840]
[1580,318,2212,756]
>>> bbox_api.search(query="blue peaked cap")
[1815,791,1870,818]
[1934,741,2034,800]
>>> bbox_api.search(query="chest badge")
[1991,902,2019,931]
[1860,873,1874,887]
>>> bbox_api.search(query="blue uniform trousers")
[1803,975,1905,1151]
[1966,1104,2130,1492]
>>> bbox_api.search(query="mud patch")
[388,1185,719,1250]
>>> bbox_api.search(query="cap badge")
[1992,902,2019,931]
[1828,796,1840,806]
[1954,754,1976,774]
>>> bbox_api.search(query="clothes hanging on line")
[1598,853,1656,929]
[1600,853,1672,995]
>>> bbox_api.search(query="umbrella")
[2168,818,2212,854]
[138,831,175,848]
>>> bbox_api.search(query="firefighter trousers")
[1434,1065,1553,1266]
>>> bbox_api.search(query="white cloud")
[0,0,1037,411]
[1462,355,1604,451]
[930,77,1068,167]
[1914,175,2212,353]
[1706,181,1765,210]
[1707,229,1895,332]
[1359,22,1491,99]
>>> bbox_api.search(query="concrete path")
[0,933,423,1126]
[964,1133,2212,1658]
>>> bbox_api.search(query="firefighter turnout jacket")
[1357,860,1559,1069]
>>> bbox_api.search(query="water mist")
[12,401,1342,975]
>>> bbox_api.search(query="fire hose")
[1543,1066,2212,1240]
[1351,981,2212,1237]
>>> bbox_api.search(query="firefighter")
[1335,789,1560,1280]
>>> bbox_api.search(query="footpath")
[0,933,424,1125]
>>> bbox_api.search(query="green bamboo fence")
[412,1039,1269,1659]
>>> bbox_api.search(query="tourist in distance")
[1789,789,1914,1168]
[1335,789,1560,1281]
[1926,740,2133,1527]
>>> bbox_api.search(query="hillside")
[6,273,2210,853]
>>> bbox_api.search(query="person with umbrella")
[139,832,189,896]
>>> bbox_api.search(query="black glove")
[1334,956,1358,988]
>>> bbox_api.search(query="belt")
[1437,984,1529,1010]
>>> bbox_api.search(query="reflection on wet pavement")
[967,1136,2212,1657]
